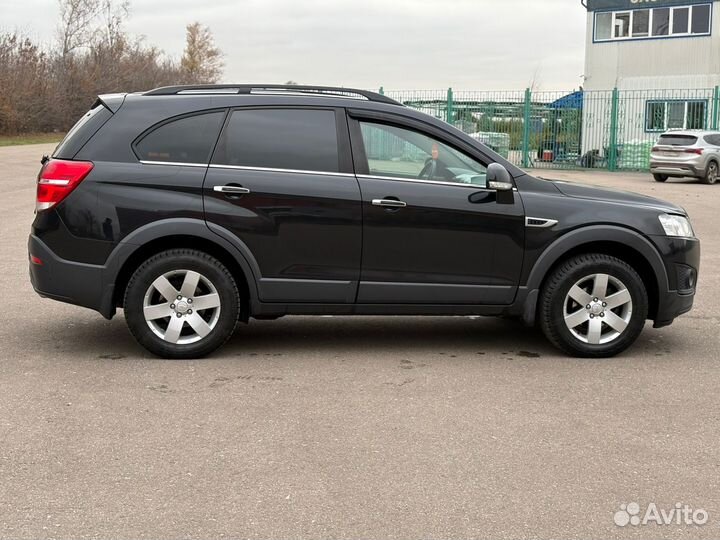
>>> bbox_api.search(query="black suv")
[29,85,700,359]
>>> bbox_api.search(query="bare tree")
[58,0,100,57]
[180,22,223,84]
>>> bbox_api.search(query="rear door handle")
[214,185,251,194]
[372,199,407,208]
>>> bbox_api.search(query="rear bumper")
[28,235,115,319]
[650,161,704,177]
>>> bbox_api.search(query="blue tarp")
[549,91,583,110]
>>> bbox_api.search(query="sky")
[1,0,588,91]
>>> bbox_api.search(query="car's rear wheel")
[702,161,718,185]
[124,249,240,358]
[539,254,648,358]
[653,174,668,182]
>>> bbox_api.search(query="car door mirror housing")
[487,163,513,191]
[486,163,514,204]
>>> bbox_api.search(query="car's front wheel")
[539,254,648,358]
[124,249,241,358]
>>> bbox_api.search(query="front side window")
[212,108,339,173]
[134,111,225,164]
[358,121,487,187]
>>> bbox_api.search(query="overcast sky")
[1,0,588,91]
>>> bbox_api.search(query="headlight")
[658,214,694,238]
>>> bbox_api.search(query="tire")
[123,249,241,359]
[652,174,668,183]
[702,161,718,185]
[539,254,648,358]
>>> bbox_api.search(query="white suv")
[650,131,720,184]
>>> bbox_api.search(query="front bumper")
[650,234,700,327]
[28,235,115,319]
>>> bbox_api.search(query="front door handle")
[372,199,407,208]
[214,185,251,194]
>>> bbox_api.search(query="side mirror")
[486,163,513,191]
[486,163,515,204]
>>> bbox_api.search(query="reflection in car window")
[359,122,487,187]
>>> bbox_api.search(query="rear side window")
[212,108,339,173]
[704,134,720,146]
[134,111,225,164]
[658,134,698,146]
[53,103,113,159]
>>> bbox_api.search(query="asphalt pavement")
[1,144,719,539]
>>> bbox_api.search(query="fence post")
[446,87,454,125]
[713,86,719,130]
[379,86,384,96]
[608,87,619,172]
[522,88,532,168]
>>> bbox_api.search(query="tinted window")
[359,121,487,186]
[135,111,225,164]
[704,135,720,146]
[658,134,698,146]
[213,109,339,172]
[54,103,113,159]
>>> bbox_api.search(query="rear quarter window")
[703,134,720,146]
[53,103,113,159]
[134,111,226,164]
[658,134,698,146]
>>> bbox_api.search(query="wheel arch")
[525,226,668,321]
[103,219,259,321]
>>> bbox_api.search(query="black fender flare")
[99,218,261,317]
[519,225,669,325]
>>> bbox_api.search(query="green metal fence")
[377,87,720,171]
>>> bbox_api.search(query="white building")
[581,0,720,166]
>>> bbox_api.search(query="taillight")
[684,148,703,155]
[36,159,93,212]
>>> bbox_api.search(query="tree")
[58,0,100,57]
[180,22,223,84]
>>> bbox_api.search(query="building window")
[595,3,712,42]
[645,100,707,132]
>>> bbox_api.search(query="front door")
[204,107,362,303]
[349,115,525,305]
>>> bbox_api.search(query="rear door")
[348,111,525,305]
[203,107,362,303]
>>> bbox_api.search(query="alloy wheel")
[142,269,222,344]
[563,273,633,345]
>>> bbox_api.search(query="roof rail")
[143,84,401,105]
